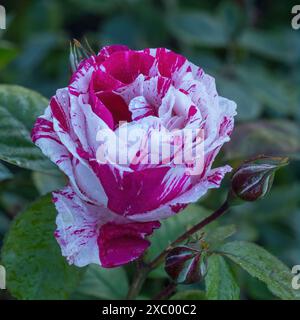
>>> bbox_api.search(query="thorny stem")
[126,200,230,299]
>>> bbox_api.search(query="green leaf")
[205,224,236,249]
[1,194,84,299]
[238,30,299,64]
[235,65,297,116]
[32,171,66,195]
[243,272,275,300]
[170,290,206,300]
[231,184,300,224]
[205,254,240,300]
[217,77,262,121]
[0,162,13,181]
[224,120,300,161]
[216,1,244,38]
[0,85,57,173]
[167,12,229,48]
[73,264,129,300]
[219,241,300,300]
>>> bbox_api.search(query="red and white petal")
[69,93,110,154]
[31,101,77,189]
[154,48,186,79]
[53,186,102,267]
[100,50,155,84]
[142,76,172,107]
[54,185,160,268]
[51,89,82,161]
[98,44,129,59]
[91,161,191,217]
[129,96,156,121]
[32,111,74,180]
[202,96,236,172]
[69,57,96,94]
[169,165,232,206]
[72,159,108,206]
[115,74,144,105]
[218,96,237,137]
[125,165,232,223]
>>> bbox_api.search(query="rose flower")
[32,45,236,268]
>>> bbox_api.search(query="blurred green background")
[0,0,300,300]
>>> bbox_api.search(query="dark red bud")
[164,245,206,284]
[229,156,288,203]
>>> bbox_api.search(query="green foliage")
[0,85,47,131]
[218,77,263,121]
[32,171,66,195]
[205,254,240,300]
[204,224,236,249]
[170,290,206,300]
[224,120,300,161]
[167,12,229,47]
[0,85,56,173]
[0,163,13,182]
[1,195,84,300]
[73,264,129,300]
[238,30,299,64]
[219,241,300,300]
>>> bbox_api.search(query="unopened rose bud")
[164,245,206,284]
[229,156,289,203]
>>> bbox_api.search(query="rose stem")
[153,282,177,300]
[126,256,150,300]
[126,200,230,299]
[149,200,229,270]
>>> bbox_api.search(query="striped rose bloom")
[32,45,236,268]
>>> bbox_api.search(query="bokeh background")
[0,0,300,300]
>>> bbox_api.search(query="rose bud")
[165,245,206,284]
[69,39,95,72]
[229,156,289,203]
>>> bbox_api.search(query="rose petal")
[101,50,155,84]
[98,221,160,268]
